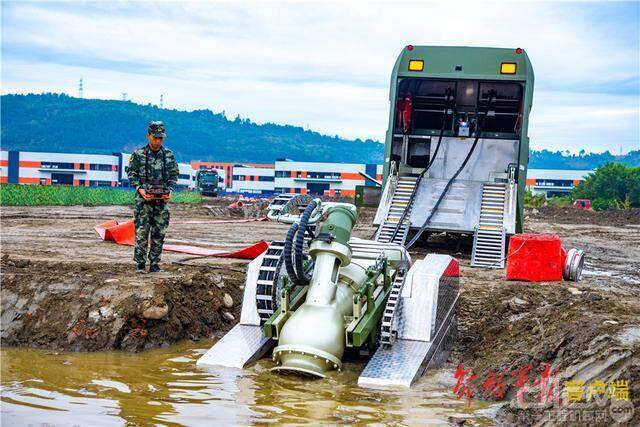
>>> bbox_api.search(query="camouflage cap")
[148,121,167,138]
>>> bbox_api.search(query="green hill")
[1,93,638,169]
[0,93,384,163]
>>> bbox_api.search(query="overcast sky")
[2,1,639,153]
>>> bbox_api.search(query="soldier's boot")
[149,264,163,273]
[136,263,146,273]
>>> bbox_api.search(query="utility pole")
[160,94,164,109]
[122,93,127,101]
[79,79,84,98]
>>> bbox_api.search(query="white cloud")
[2,1,639,153]
[531,91,639,153]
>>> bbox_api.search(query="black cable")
[294,200,317,285]
[284,222,301,285]
[389,88,453,242]
[424,88,454,172]
[406,91,497,248]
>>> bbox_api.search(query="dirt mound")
[454,267,640,425]
[529,206,640,226]
[170,196,271,218]
[1,256,244,352]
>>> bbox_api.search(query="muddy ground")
[0,197,285,352]
[1,200,639,424]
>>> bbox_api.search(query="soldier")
[127,121,179,273]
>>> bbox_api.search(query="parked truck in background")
[196,169,221,196]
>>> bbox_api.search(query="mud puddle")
[1,341,495,426]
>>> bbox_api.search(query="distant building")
[1,150,195,189]
[1,150,120,187]
[231,165,275,194]
[222,160,383,196]
[274,160,382,197]
[2,149,592,200]
[526,169,592,197]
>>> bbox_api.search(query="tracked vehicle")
[197,46,533,387]
[198,195,459,387]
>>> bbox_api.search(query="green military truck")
[196,169,221,197]
[373,45,534,268]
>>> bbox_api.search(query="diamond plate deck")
[358,294,459,389]
[358,339,433,388]
[196,324,273,369]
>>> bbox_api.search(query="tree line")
[1,93,638,169]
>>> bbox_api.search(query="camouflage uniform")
[127,133,179,268]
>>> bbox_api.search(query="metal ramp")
[358,302,457,388]
[196,324,272,369]
[471,182,507,268]
[375,175,419,245]
[359,254,460,388]
[197,254,275,369]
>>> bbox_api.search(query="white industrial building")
[526,169,592,197]
[1,150,195,189]
[1,149,593,199]
[273,160,383,197]
[231,165,275,194]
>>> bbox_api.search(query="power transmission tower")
[160,94,164,108]
[79,79,84,98]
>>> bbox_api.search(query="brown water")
[1,340,495,426]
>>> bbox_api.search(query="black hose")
[294,200,317,285]
[424,88,454,172]
[283,222,301,285]
[406,92,497,248]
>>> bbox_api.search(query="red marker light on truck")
[407,45,414,51]
[516,47,523,54]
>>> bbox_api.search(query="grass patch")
[0,184,202,206]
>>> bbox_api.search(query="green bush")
[591,198,618,211]
[547,195,572,208]
[524,188,547,208]
[572,163,640,209]
[0,184,202,206]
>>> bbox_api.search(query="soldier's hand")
[162,190,172,201]
[138,188,153,200]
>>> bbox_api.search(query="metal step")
[375,174,419,245]
[471,183,507,269]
